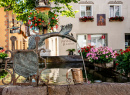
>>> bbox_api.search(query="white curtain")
[115,6,120,16]
[110,6,114,17]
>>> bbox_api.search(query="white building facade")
[49,0,130,56]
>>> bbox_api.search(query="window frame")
[109,4,122,18]
[80,4,93,17]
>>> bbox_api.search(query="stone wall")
[1,83,130,95]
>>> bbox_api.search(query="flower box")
[94,62,114,69]
[109,16,124,22]
[79,16,94,22]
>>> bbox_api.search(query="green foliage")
[0,0,79,26]
[0,53,7,59]
[116,47,130,76]
[0,70,8,79]
[66,49,75,52]
[48,11,59,30]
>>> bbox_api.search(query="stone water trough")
[0,83,130,95]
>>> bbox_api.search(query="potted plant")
[66,49,75,55]
[87,46,117,68]
[0,69,8,80]
[78,45,94,59]
[79,16,94,22]
[115,47,130,77]
[109,16,124,22]
[0,49,8,63]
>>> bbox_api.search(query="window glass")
[77,34,107,49]
[88,34,107,48]
[86,12,91,16]
[81,11,85,17]
[81,5,92,17]
[86,6,91,11]
[77,35,86,48]
[110,5,121,17]
[110,6,114,17]
[115,6,120,16]
[125,34,130,48]
[81,6,86,10]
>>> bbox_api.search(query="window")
[77,34,107,49]
[80,5,93,17]
[109,5,121,17]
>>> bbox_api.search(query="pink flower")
[106,55,108,58]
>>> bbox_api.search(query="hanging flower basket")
[28,11,49,30]
[79,16,94,22]
[109,16,124,22]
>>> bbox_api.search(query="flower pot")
[69,51,73,55]
[0,59,3,63]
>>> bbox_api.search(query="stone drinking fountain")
[2,23,86,86]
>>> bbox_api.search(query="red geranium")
[35,23,37,26]
[78,45,94,58]
[51,27,53,30]
[116,63,119,66]
[30,26,33,28]
[38,19,41,21]
[121,52,123,55]
[116,47,130,76]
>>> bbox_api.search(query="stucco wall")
[56,0,130,55]
[0,8,28,51]
[0,8,7,49]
